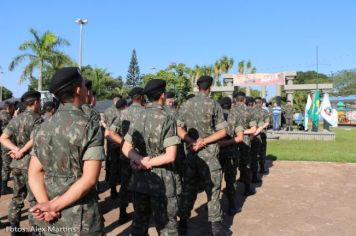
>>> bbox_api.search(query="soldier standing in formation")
[0,101,15,194]
[108,87,145,225]
[217,96,240,215]
[28,67,104,235]
[0,91,43,235]
[122,79,181,236]
[103,96,122,198]
[230,91,257,196]
[177,76,228,236]
[284,100,294,131]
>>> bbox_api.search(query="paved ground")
[1,159,356,236]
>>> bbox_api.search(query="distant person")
[42,101,56,120]
[284,100,294,131]
[272,102,282,131]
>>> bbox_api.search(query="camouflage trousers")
[238,144,251,184]
[132,192,178,236]
[219,154,238,198]
[1,151,12,183]
[179,157,223,222]
[119,157,132,208]
[260,132,267,164]
[107,146,121,188]
[9,168,36,226]
[250,137,262,173]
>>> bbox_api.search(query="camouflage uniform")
[110,103,144,210]
[82,104,101,124]
[0,110,13,185]
[177,92,227,223]
[124,103,180,236]
[284,103,294,131]
[250,107,269,175]
[32,103,104,235]
[227,103,256,188]
[3,109,42,226]
[219,109,238,201]
[103,105,120,185]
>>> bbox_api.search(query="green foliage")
[295,71,330,84]
[126,49,141,87]
[9,28,72,91]
[268,127,356,163]
[82,65,128,100]
[1,87,13,100]
[332,70,356,96]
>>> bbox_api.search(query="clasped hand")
[8,148,24,160]
[29,197,60,222]
[130,156,152,170]
[187,138,206,152]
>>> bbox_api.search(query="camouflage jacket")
[82,104,102,124]
[177,92,227,170]
[103,105,119,129]
[284,104,294,118]
[32,103,104,234]
[124,103,180,197]
[253,107,270,132]
[228,103,256,147]
[220,109,238,158]
[110,103,144,137]
[3,109,42,170]
[0,110,12,133]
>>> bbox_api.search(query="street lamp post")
[75,18,88,69]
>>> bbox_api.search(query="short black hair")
[115,98,127,109]
[146,91,164,102]
[56,78,83,102]
[198,81,211,90]
[43,101,56,112]
[4,101,14,110]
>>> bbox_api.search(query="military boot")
[178,219,187,235]
[211,221,228,236]
[117,208,131,225]
[244,183,256,197]
[251,172,262,184]
[110,187,118,199]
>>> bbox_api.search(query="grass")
[267,127,356,163]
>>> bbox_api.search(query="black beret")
[49,67,83,94]
[115,98,127,109]
[219,97,232,108]
[21,91,41,102]
[143,79,166,95]
[197,75,213,86]
[128,87,144,97]
[166,91,176,99]
[233,91,246,98]
[85,80,93,90]
[43,101,55,110]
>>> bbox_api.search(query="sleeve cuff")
[163,136,180,148]
[124,133,133,144]
[3,128,12,137]
[216,121,228,130]
[83,146,105,161]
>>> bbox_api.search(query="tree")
[237,60,256,96]
[331,70,356,96]
[126,49,141,87]
[1,87,13,100]
[295,71,330,84]
[9,28,71,91]
[81,65,126,100]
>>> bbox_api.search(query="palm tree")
[9,28,71,91]
[219,56,234,86]
[213,61,221,86]
[237,60,256,96]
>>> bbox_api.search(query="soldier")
[253,97,270,175]
[28,67,104,235]
[0,101,15,194]
[121,79,180,236]
[41,101,56,120]
[229,91,257,196]
[108,87,144,225]
[284,100,294,131]
[0,91,43,234]
[165,91,177,112]
[82,80,101,124]
[217,96,240,215]
[177,76,228,236]
[103,96,122,198]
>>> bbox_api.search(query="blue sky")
[1,0,356,98]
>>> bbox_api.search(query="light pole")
[75,18,88,69]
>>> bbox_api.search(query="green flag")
[308,90,320,127]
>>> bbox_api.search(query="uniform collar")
[58,103,83,112]
[146,102,163,109]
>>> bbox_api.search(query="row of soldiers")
[0,66,269,236]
